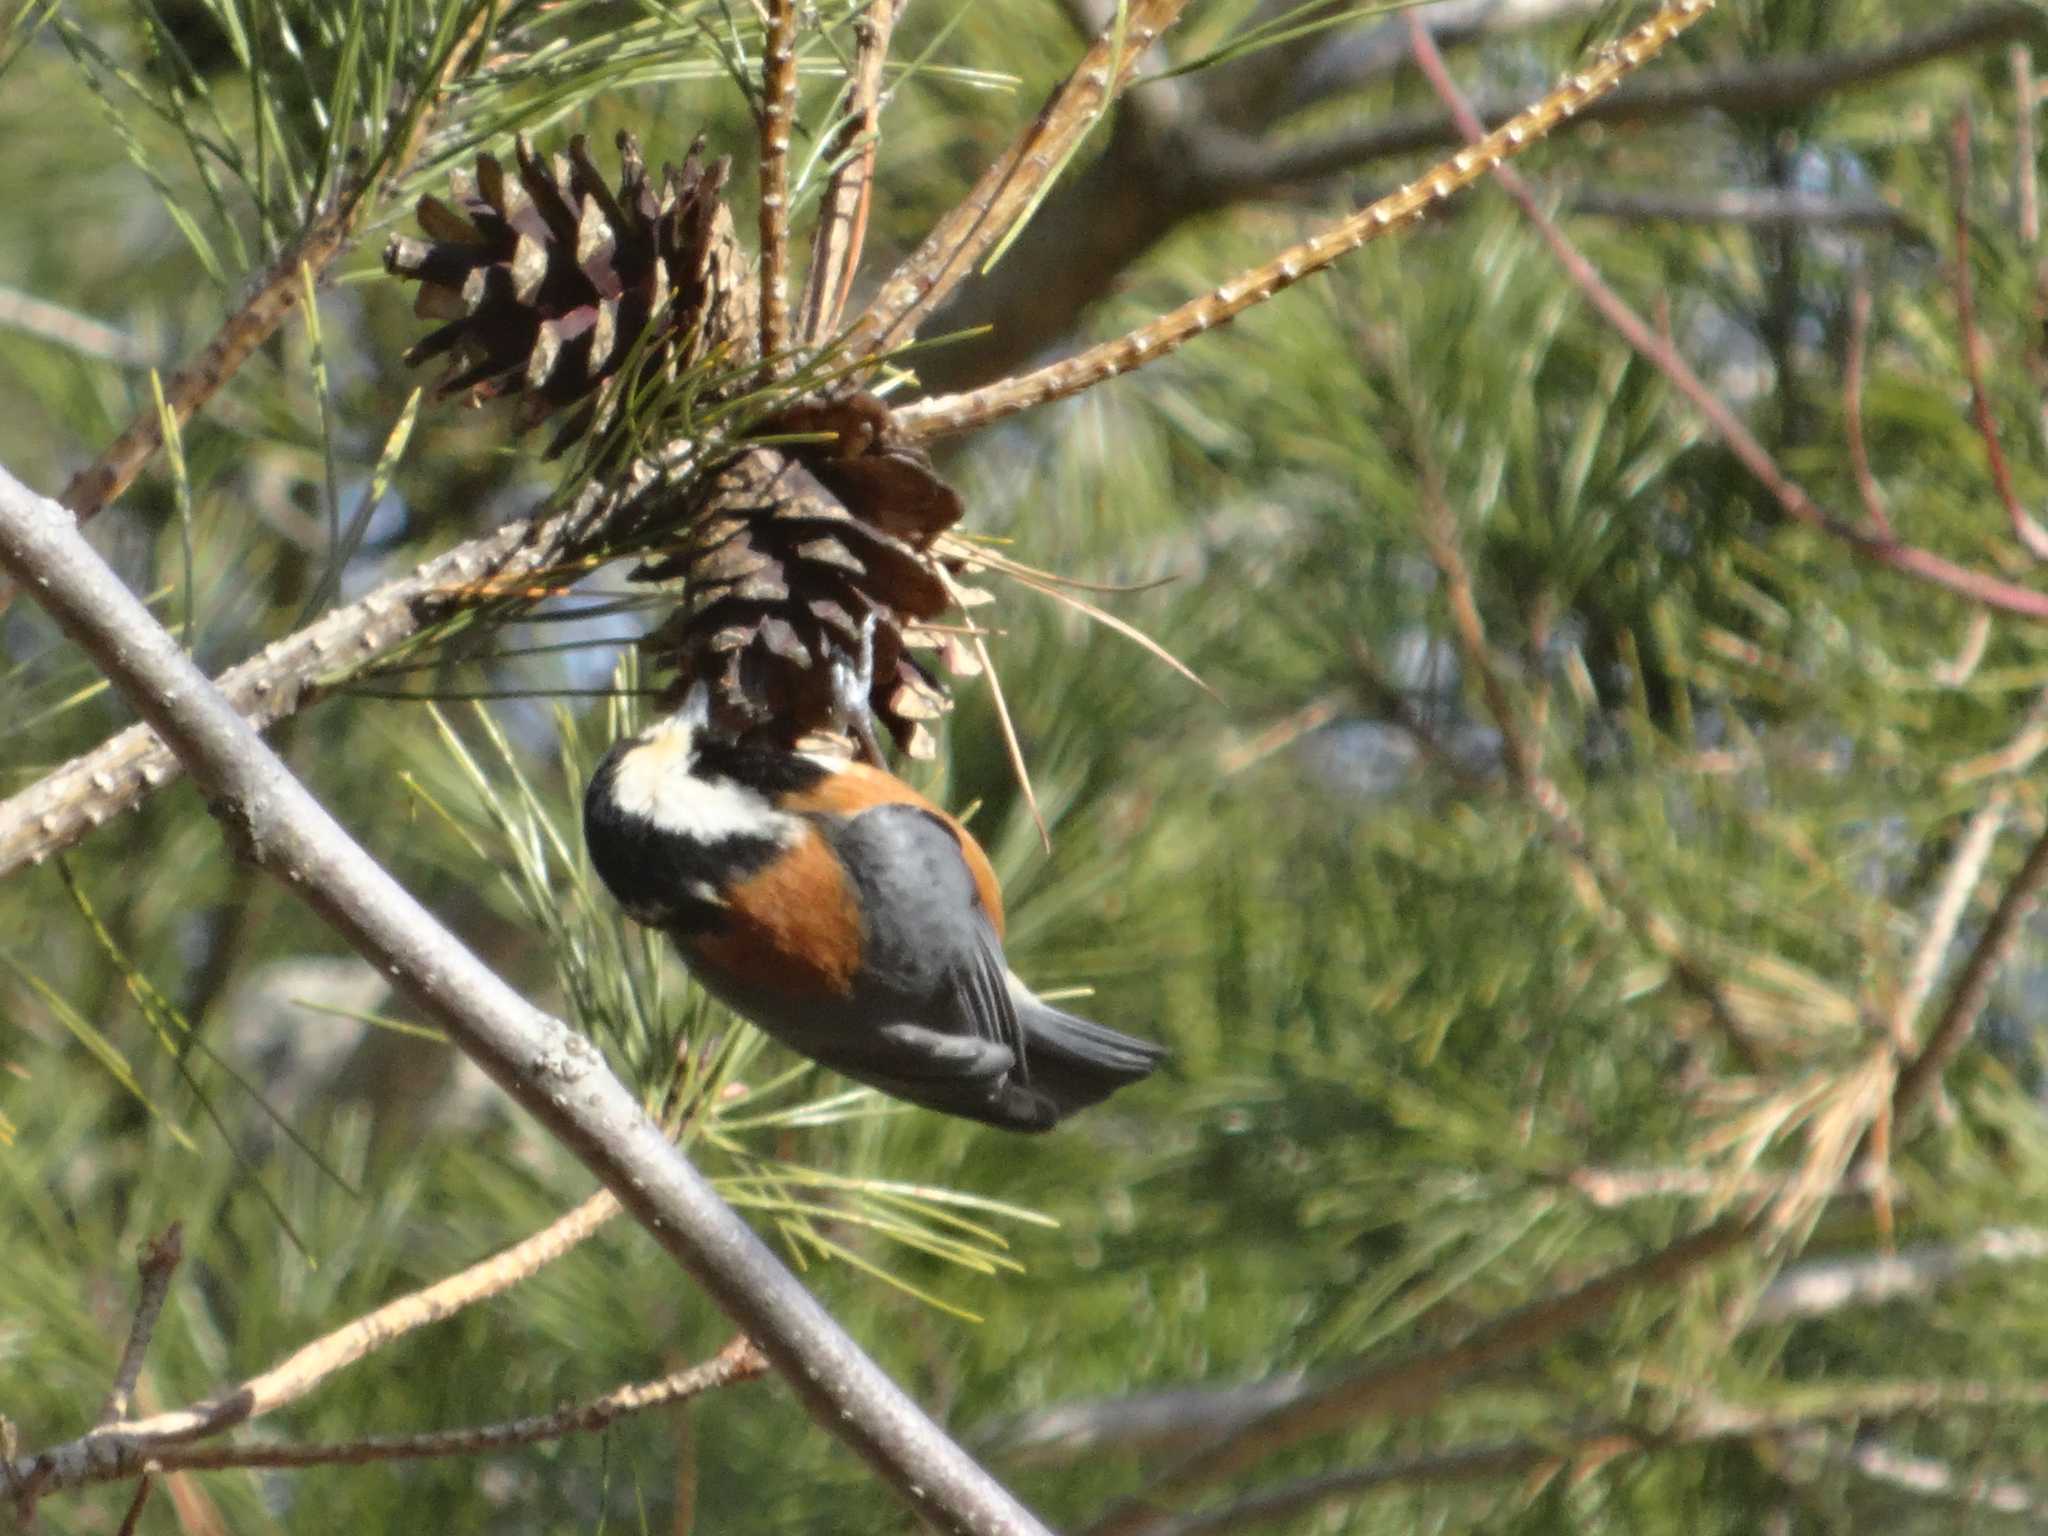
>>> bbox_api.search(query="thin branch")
[1841,1436,2047,1517]
[1394,293,1766,1070]
[1222,2,2048,186]
[1892,812,2048,1122]
[0,503,591,879]
[756,0,800,372]
[49,3,494,529]
[1565,187,1917,231]
[0,464,1052,1536]
[897,0,1716,441]
[1408,0,2048,625]
[1139,1381,2048,1536]
[798,0,902,344]
[1082,1220,1751,1536]
[112,1471,155,1536]
[0,284,158,368]
[840,0,1193,360]
[1753,1227,2048,1323]
[1886,794,2008,1049]
[97,1224,184,1428]
[150,1339,767,1473]
[14,1190,621,1496]
[1949,111,2048,559]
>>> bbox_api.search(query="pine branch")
[0,505,589,879]
[896,0,1716,441]
[798,0,901,344]
[10,1192,619,1500]
[82,1341,766,1480]
[0,462,1053,1536]
[839,0,1192,360]
[756,0,800,372]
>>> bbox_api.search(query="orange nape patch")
[686,827,864,1001]
[783,762,1006,939]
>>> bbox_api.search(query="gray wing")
[815,803,1024,1070]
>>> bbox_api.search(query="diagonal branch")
[798,0,902,344]
[96,1225,184,1429]
[63,1340,766,1484]
[896,0,1717,441]
[12,1192,620,1498]
[1082,1220,1751,1536]
[0,463,1053,1536]
[839,0,1193,360]
[1891,814,2048,1123]
[1408,1,2048,625]
[0,505,588,880]
[756,0,801,372]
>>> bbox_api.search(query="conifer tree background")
[12,1,2048,1532]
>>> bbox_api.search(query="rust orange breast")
[782,762,1007,939]
[687,828,864,1000]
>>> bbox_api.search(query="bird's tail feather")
[1016,999,1166,1119]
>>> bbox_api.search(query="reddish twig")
[1949,111,2048,559]
[2014,45,2040,244]
[1410,10,2048,622]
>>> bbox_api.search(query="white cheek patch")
[609,722,794,844]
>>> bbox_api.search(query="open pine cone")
[384,133,977,755]
[383,131,755,458]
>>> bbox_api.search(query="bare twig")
[112,1470,156,1536]
[0,464,1053,1536]
[897,0,1716,440]
[14,1191,621,1496]
[1949,112,2048,559]
[1892,813,2048,1122]
[97,1225,184,1428]
[1842,1436,2046,1516]
[1396,318,1766,1071]
[1753,1227,2048,1323]
[1138,1379,2048,1536]
[151,1339,768,1473]
[1564,187,1916,231]
[0,285,158,368]
[1082,1220,1751,1536]
[841,0,1193,360]
[799,0,902,344]
[1886,794,2008,1049]
[757,0,800,372]
[1231,2,2048,185]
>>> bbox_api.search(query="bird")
[582,686,1165,1131]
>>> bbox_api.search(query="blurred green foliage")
[12,0,2048,1531]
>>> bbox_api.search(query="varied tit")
[582,689,1165,1132]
